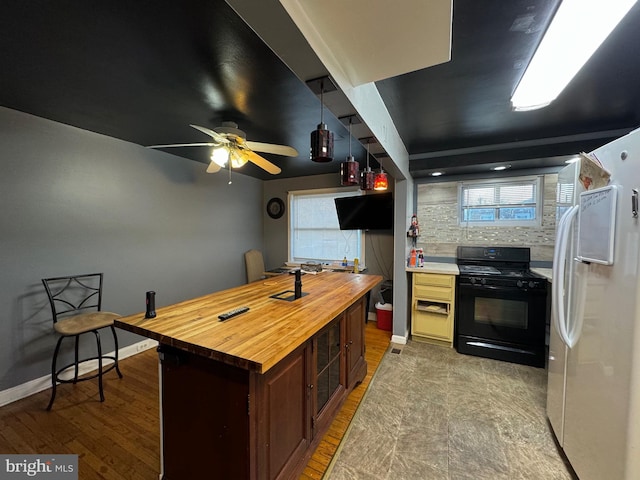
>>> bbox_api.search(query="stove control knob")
[470,277,476,284]
[529,281,536,288]
[517,280,524,288]
[480,278,487,285]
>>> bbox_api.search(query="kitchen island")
[115,271,382,480]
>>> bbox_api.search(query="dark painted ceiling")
[1,0,639,180]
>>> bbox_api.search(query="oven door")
[456,279,547,366]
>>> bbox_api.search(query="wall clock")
[266,197,285,219]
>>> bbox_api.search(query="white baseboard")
[0,339,158,408]
[391,334,408,344]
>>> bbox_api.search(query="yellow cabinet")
[411,273,455,346]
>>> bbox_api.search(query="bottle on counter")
[409,249,417,267]
[342,256,348,267]
[353,258,359,273]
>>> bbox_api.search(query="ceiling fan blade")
[190,124,228,143]
[147,142,218,149]
[245,141,298,157]
[244,150,281,175]
[206,161,222,173]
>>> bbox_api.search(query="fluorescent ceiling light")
[511,0,637,111]
[493,165,510,171]
[431,172,444,176]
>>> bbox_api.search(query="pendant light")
[360,138,376,191]
[374,161,388,191]
[340,116,359,186]
[310,78,334,162]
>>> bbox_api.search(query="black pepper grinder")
[294,269,302,299]
[145,291,156,318]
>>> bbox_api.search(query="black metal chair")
[41,273,123,410]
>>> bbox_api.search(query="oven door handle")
[459,284,508,292]
[459,283,539,294]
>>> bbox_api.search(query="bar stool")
[41,273,123,410]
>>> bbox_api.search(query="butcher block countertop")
[115,271,382,374]
[406,262,459,275]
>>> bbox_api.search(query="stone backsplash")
[414,174,558,262]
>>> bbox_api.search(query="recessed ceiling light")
[492,165,511,171]
[431,172,443,176]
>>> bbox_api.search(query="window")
[459,176,543,226]
[288,188,364,264]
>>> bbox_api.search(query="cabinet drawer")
[413,284,452,302]
[414,273,454,288]
[412,310,452,340]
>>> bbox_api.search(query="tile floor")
[327,341,575,480]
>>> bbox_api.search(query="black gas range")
[455,246,548,367]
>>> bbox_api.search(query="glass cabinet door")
[316,321,342,412]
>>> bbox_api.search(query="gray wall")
[263,174,395,311]
[0,107,263,391]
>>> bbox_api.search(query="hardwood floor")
[0,321,391,479]
[300,321,391,479]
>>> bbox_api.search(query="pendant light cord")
[320,81,324,125]
[366,141,370,169]
[348,117,352,157]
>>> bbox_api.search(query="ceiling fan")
[147,122,299,175]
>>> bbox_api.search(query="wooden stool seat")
[53,311,121,336]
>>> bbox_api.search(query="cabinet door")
[256,343,312,480]
[412,309,452,340]
[312,317,346,439]
[315,320,344,413]
[345,296,367,389]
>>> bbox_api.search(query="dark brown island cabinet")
[115,271,381,479]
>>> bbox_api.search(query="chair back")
[42,273,104,323]
[244,250,265,283]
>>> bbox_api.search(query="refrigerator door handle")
[552,207,570,345]
[553,205,579,347]
[568,261,588,346]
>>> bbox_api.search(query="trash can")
[375,302,393,331]
[378,280,393,304]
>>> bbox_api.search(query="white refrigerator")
[548,128,640,480]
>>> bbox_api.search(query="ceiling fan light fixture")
[211,145,230,167]
[229,149,249,169]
